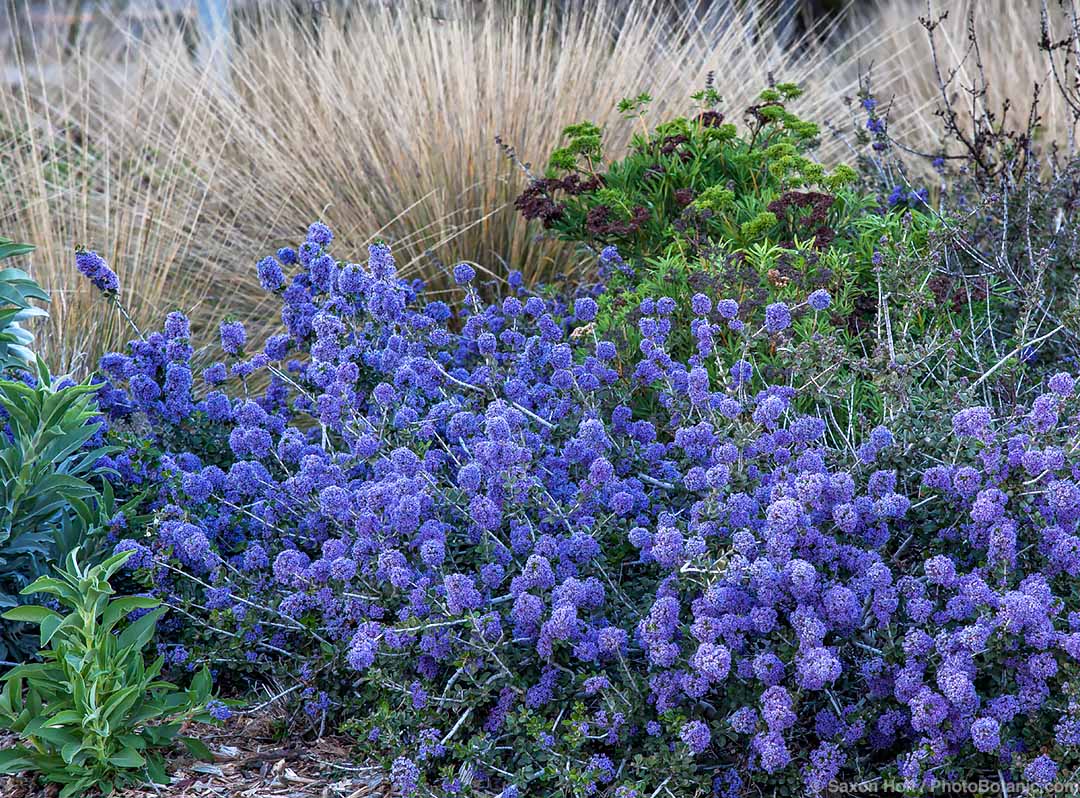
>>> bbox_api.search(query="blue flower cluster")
[887,185,930,210]
[88,225,1080,795]
[75,249,119,295]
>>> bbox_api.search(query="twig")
[969,324,1064,389]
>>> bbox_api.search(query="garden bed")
[0,715,386,798]
[3,2,1080,795]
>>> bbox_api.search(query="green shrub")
[846,28,1080,385]
[0,238,48,374]
[0,547,216,797]
[0,359,122,662]
[516,85,1009,422]
[524,84,858,264]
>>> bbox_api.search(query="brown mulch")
[0,713,389,798]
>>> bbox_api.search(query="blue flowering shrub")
[84,223,1080,795]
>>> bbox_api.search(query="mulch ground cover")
[0,713,388,798]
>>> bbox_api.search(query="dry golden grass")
[1,17,263,373]
[4,0,1071,372]
[187,0,881,283]
[848,0,1079,156]
[1,0,881,371]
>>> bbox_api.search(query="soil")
[0,713,388,798]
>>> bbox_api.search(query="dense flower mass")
[92,225,1080,796]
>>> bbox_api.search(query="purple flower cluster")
[93,225,1080,796]
[75,249,120,295]
[887,184,930,209]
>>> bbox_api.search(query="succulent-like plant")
[0,547,216,796]
[0,359,120,662]
[0,237,48,374]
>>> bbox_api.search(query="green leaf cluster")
[542,85,852,262]
[0,548,215,796]
[0,361,126,661]
[0,238,48,374]
[527,85,1010,424]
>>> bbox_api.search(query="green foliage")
[0,238,48,374]
[0,548,215,796]
[537,83,856,263]
[519,85,1010,422]
[0,359,121,662]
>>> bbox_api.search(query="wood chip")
[192,763,225,776]
[0,711,391,798]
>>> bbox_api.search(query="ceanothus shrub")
[85,224,1080,796]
